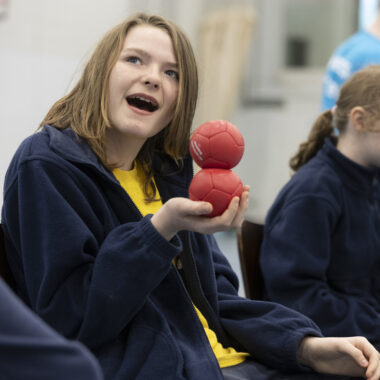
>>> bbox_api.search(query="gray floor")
[213,230,245,297]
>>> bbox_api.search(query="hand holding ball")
[189,120,245,217]
[189,169,243,217]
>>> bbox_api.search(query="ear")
[349,106,367,131]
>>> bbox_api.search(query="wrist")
[297,337,314,368]
[150,213,177,241]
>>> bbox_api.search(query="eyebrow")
[122,47,178,68]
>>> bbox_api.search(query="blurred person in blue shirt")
[321,1,380,110]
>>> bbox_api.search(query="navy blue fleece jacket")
[0,277,103,379]
[2,125,321,380]
[261,138,380,347]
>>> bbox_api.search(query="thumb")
[177,198,212,216]
[190,201,213,215]
[345,344,369,368]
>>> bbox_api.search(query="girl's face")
[107,25,179,142]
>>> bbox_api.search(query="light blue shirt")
[321,30,380,110]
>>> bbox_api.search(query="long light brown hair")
[290,65,380,172]
[40,13,198,200]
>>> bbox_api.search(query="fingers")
[346,337,380,380]
[295,337,378,379]
[353,338,380,380]
[343,342,368,369]
[220,196,240,223]
[367,355,380,380]
[229,186,250,226]
[239,186,250,215]
[216,185,250,224]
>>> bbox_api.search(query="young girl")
[261,66,380,352]
[2,13,380,380]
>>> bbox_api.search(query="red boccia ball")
[190,120,245,169]
[189,168,243,217]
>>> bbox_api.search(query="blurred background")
[0,0,374,290]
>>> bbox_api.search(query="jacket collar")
[46,125,103,165]
[322,138,379,193]
[44,124,192,197]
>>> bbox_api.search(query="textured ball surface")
[189,168,243,217]
[190,120,244,169]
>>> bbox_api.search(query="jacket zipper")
[172,264,224,379]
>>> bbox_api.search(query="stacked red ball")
[189,120,245,217]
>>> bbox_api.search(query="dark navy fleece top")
[0,277,103,379]
[261,138,380,346]
[2,126,321,380]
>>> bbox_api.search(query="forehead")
[123,25,177,63]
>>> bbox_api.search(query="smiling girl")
[2,13,380,380]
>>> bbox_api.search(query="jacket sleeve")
[0,277,103,380]
[260,195,380,343]
[207,235,322,372]
[2,159,182,349]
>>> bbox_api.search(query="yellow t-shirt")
[113,164,249,368]
[194,306,249,367]
[113,165,162,216]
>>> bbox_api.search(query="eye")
[165,70,179,80]
[126,56,142,65]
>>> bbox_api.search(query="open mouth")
[126,95,159,112]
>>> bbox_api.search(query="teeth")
[133,96,154,105]
[137,96,151,103]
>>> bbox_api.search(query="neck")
[336,133,369,168]
[105,129,146,171]
[367,12,380,39]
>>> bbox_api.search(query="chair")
[0,223,16,290]
[237,220,264,300]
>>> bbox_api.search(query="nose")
[144,79,159,89]
[142,66,160,89]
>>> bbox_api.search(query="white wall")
[233,69,324,223]
[285,0,356,67]
[0,0,134,204]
